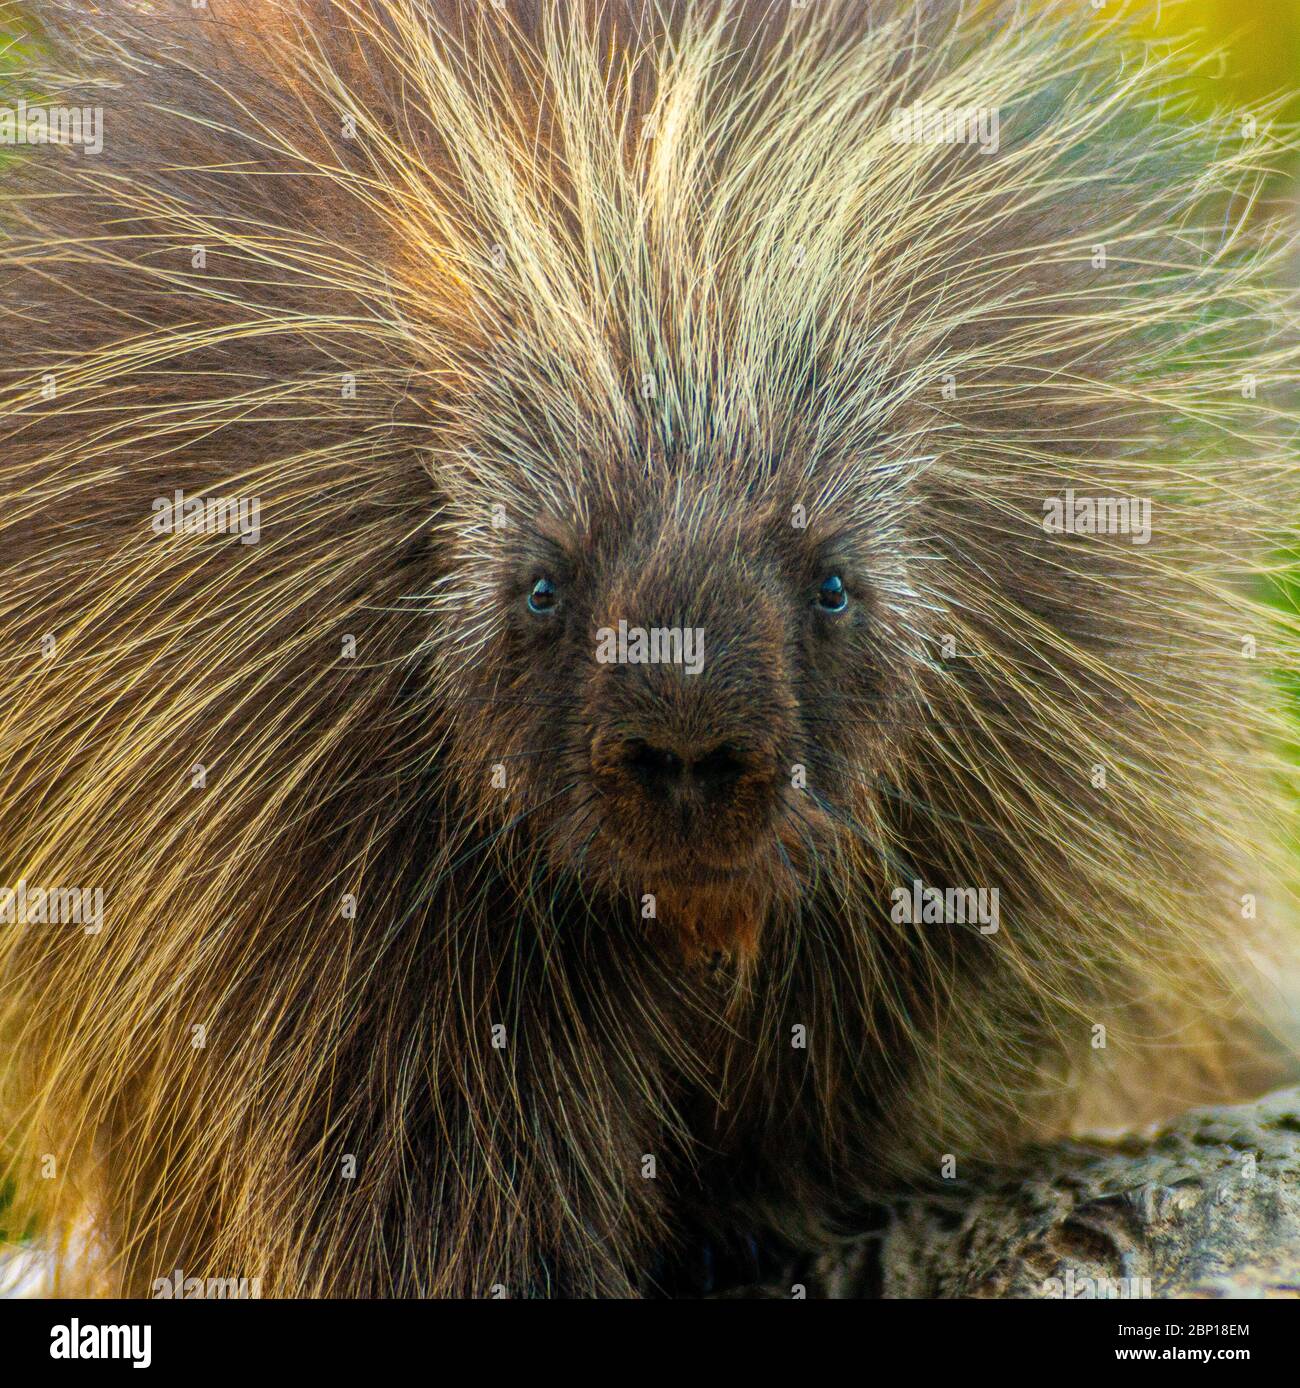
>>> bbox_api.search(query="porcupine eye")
[816,574,848,613]
[528,576,558,615]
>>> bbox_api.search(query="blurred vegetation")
[1140,0,1300,134]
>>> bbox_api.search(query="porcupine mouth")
[593,844,765,892]
[593,827,799,964]
[559,738,802,957]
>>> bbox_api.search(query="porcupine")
[0,0,1296,1297]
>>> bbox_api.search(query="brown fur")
[0,0,1297,1296]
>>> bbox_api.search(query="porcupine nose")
[588,538,791,852]
[621,736,752,805]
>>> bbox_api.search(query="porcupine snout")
[585,527,796,908]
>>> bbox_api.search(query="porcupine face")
[430,441,923,964]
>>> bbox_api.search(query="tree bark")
[722,1087,1300,1298]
